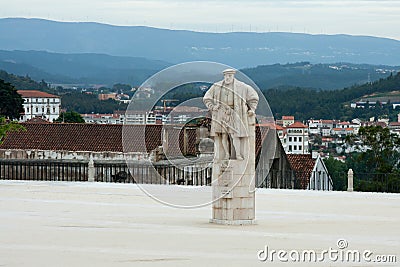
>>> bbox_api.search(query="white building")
[121,111,160,124]
[285,122,309,154]
[18,90,61,122]
[307,156,333,190]
[81,114,123,124]
[281,116,295,127]
[308,119,321,135]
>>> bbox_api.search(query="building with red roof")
[281,116,295,127]
[17,90,61,122]
[287,154,333,190]
[285,121,309,155]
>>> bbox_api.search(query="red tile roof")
[17,90,60,98]
[257,123,284,131]
[282,116,294,120]
[0,123,162,153]
[287,122,307,128]
[287,154,316,189]
[0,122,275,159]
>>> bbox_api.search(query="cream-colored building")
[285,121,309,154]
[18,90,61,122]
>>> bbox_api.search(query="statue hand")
[247,110,255,116]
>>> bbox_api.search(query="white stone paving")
[0,180,399,266]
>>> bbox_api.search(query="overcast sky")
[1,0,400,40]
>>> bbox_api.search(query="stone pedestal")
[347,168,354,192]
[210,125,256,225]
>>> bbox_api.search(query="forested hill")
[265,72,400,121]
[242,62,399,90]
[0,70,50,91]
[3,68,400,121]
[0,70,127,114]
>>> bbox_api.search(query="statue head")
[223,68,236,85]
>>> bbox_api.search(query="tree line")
[324,126,400,193]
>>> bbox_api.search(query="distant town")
[17,86,400,164]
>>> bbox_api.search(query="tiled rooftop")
[287,121,308,128]
[17,90,60,98]
[287,154,315,189]
[0,122,274,158]
[0,123,162,153]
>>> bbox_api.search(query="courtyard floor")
[0,180,399,266]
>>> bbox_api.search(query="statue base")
[209,218,257,225]
[210,137,256,223]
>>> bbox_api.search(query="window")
[294,137,297,142]
[289,145,292,151]
[35,107,38,113]
[26,107,29,113]
[289,137,292,142]
[294,145,297,150]
[299,137,302,142]
[299,145,302,151]
[53,107,56,113]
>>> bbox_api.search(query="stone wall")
[0,149,146,161]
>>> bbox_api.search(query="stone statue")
[203,69,259,161]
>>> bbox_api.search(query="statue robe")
[203,78,259,138]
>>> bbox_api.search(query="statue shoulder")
[235,79,255,91]
[204,83,219,100]
[213,81,224,87]
[206,81,222,93]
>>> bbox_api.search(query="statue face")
[224,73,234,85]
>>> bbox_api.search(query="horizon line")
[2,16,399,42]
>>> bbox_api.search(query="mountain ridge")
[1,18,400,67]
[1,49,399,89]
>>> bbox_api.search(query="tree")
[0,79,24,119]
[358,126,400,173]
[0,117,25,144]
[324,157,348,191]
[112,83,132,93]
[55,111,85,123]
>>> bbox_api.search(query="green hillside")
[242,62,398,90]
[0,70,51,91]
[264,72,400,121]
[0,70,126,114]
[2,67,400,121]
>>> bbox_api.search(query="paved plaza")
[0,181,399,266]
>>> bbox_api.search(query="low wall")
[0,149,146,161]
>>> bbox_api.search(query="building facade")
[18,90,61,122]
[285,122,309,154]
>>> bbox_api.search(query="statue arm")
[247,86,259,112]
[203,85,216,110]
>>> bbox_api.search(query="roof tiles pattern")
[18,90,60,98]
[287,154,315,189]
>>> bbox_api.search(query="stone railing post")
[88,157,95,182]
[347,169,354,192]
